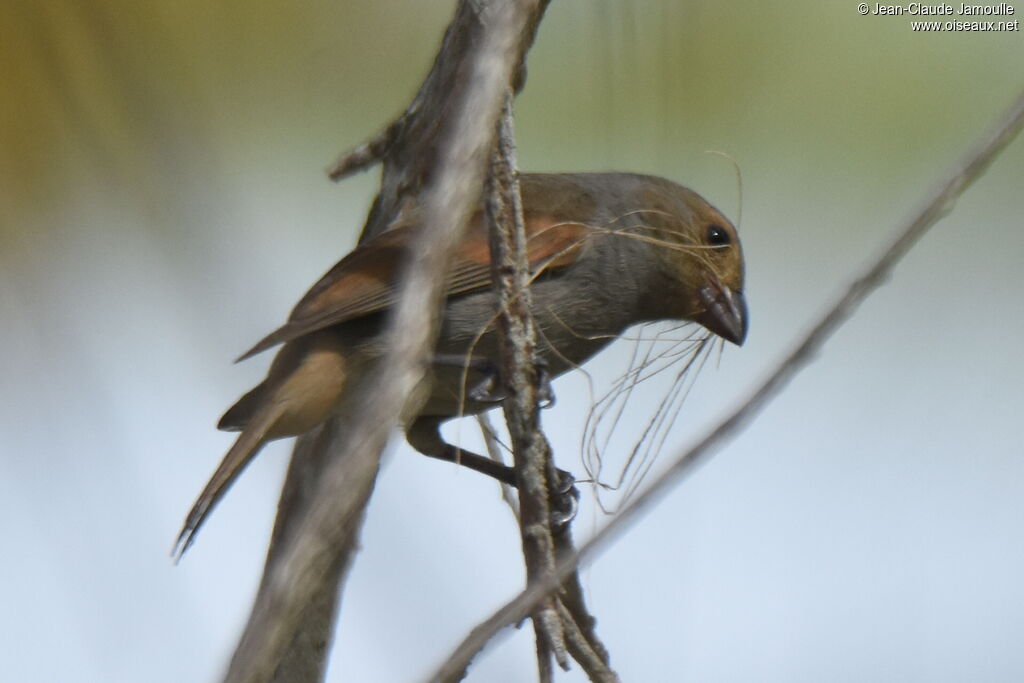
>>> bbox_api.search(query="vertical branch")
[485,97,567,674]
[483,98,619,682]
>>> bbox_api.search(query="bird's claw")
[466,358,556,409]
[535,361,555,409]
[549,468,579,528]
[468,372,507,404]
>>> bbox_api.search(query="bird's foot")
[549,467,579,528]
[433,354,555,408]
[534,361,556,409]
[467,365,507,403]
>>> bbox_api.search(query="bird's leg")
[407,416,578,525]
[432,354,556,408]
[407,415,517,485]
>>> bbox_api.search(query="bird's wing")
[235,214,591,361]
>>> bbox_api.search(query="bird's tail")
[172,400,287,562]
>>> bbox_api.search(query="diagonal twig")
[476,412,521,517]
[428,89,1024,682]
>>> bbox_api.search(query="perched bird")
[174,172,747,557]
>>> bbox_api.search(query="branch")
[224,2,549,681]
[485,97,618,682]
[476,412,520,517]
[326,0,551,205]
[258,420,358,683]
[429,89,1024,681]
[485,95,567,675]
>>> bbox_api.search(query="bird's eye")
[706,224,730,247]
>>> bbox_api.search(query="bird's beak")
[695,275,748,346]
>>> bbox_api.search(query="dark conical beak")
[695,276,748,346]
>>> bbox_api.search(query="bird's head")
[630,179,747,345]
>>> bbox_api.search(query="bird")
[174,172,747,558]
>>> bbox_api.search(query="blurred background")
[2,1,1022,681]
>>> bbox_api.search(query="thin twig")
[486,94,567,672]
[479,384,614,676]
[552,524,611,669]
[554,601,617,683]
[326,120,401,181]
[428,89,1024,682]
[476,412,520,517]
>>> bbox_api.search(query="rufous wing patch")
[236,214,593,361]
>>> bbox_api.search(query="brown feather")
[173,398,287,560]
[235,210,591,362]
[217,381,267,431]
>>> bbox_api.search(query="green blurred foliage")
[3,0,1020,244]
